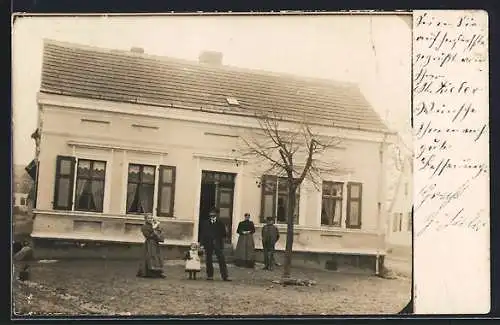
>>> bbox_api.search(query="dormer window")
[226,96,239,106]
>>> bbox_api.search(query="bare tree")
[238,111,343,280]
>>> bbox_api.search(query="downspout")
[375,132,389,275]
[28,102,43,241]
[31,104,43,211]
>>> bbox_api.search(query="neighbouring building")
[12,165,34,213]
[385,139,412,252]
[13,192,29,212]
[31,39,398,272]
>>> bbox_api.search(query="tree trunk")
[282,187,296,279]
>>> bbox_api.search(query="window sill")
[117,214,194,223]
[74,209,104,214]
[278,230,300,236]
[320,232,343,238]
[320,224,342,228]
[255,223,299,227]
[252,223,376,235]
[34,209,193,223]
[31,231,191,246]
[43,209,105,216]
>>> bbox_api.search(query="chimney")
[130,47,144,54]
[198,51,223,65]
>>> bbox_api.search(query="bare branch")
[261,161,285,177]
[279,149,291,172]
[240,112,344,190]
[237,110,347,280]
[296,138,316,186]
[306,161,322,187]
[239,135,288,171]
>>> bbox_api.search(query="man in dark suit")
[200,208,231,281]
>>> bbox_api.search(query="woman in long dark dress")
[234,213,256,268]
[137,214,166,278]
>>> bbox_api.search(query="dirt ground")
[12,260,411,316]
[385,247,412,279]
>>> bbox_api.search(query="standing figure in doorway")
[262,217,280,271]
[137,214,166,278]
[234,213,256,268]
[200,208,231,281]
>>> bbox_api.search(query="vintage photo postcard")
[11,11,488,317]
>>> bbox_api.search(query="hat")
[209,207,218,215]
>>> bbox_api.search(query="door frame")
[192,156,245,246]
[198,170,236,244]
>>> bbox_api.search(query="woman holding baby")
[137,213,166,278]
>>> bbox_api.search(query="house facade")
[31,40,397,268]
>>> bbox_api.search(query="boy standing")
[261,217,280,271]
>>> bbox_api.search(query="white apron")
[185,250,201,271]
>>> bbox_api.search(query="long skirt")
[137,239,164,277]
[234,234,256,268]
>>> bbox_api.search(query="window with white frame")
[260,175,300,224]
[321,181,343,227]
[75,159,106,212]
[53,155,106,212]
[126,164,156,214]
[126,163,177,216]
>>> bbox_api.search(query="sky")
[12,14,412,165]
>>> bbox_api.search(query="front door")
[198,171,236,244]
[198,183,216,241]
[217,186,234,245]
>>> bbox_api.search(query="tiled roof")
[40,39,389,132]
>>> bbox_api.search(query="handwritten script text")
[413,11,488,237]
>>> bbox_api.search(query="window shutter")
[346,182,362,229]
[157,165,176,217]
[53,155,76,210]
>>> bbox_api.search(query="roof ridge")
[42,38,362,90]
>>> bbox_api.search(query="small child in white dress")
[184,242,202,280]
